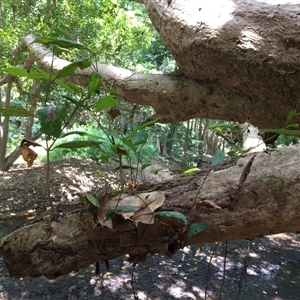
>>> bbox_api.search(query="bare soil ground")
[0,158,300,300]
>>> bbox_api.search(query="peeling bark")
[2,145,300,278]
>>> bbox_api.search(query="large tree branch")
[1,145,300,278]
[18,34,280,127]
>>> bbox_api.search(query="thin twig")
[218,241,228,300]
[236,240,251,300]
[131,263,138,300]
[182,168,211,233]
[205,242,220,300]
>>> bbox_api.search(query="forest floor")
[0,158,300,300]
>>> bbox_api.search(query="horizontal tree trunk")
[1,145,300,278]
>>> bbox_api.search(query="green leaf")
[65,82,82,94]
[188,223,209,239]
[95,95,118,112]
[129,119,159,138]
[33,37,89,50]
[55,58,91,79]
[60,131,102,140]
[38,106,62,138]
[260,128,300,136]
[287,109,297,122]
[106,206,139,220]
[53,140,101,149]
[114,165,136,171]
[183,168,200,174]
[155,211,187,224]
[141,163,152,170]
[121,138,136,152]
[88,72,102,96]
[62,95,79,106]
[211,149,225,166]
[0,106,34,117]
[85,194,99,207]
[190,244,200,256]
[5,67,49,80]
[105,129,120,138]
[285,123,299,129]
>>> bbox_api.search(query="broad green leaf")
[133,138,147,146]
[62,95,79,106]
[88,72,101,96]
[5,67,49,79]
[34,37,89,50]
[188,223,209,239]
[65,82,82,94]
[121,138,136,152]
[287,109,297,122]
[190,244,200,256]
[0,106,34,117]
[52,140,101,149]
[110,144,127,155]
[55,59,91,79]
[155,211,187,224]
[141,163,152,170]
[211,149,225,166]
[60,131,102,140]
[95,95,118,112]
[114,165,136,171]
[260,128,300,136]
[85,193,99,207]
[38,106,62,138]
[129,118,159,138]
[105,129,120,138]
[183,168,200,174]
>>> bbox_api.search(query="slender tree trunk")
[181,120,190,169]
[0,82,12,168]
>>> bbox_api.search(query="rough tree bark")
[1,145,300,278]
[0,0,298,128]
[1,0,300,279]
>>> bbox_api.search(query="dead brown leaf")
[97,190,113,229]
[132,206,154,225]
[199,200,222,210]
[239,155,256,187]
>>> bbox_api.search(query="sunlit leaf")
[183,168,200,174]
[95,95,118,112]
[0,106,34,117]
[55,58,91,79]
[5,67,49,79]
[60,131,102,140]
[155,211,187,224]
[141,163,152,170]
[33,37,89,50]
[85,193,99,207]
[188,223,209,239]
